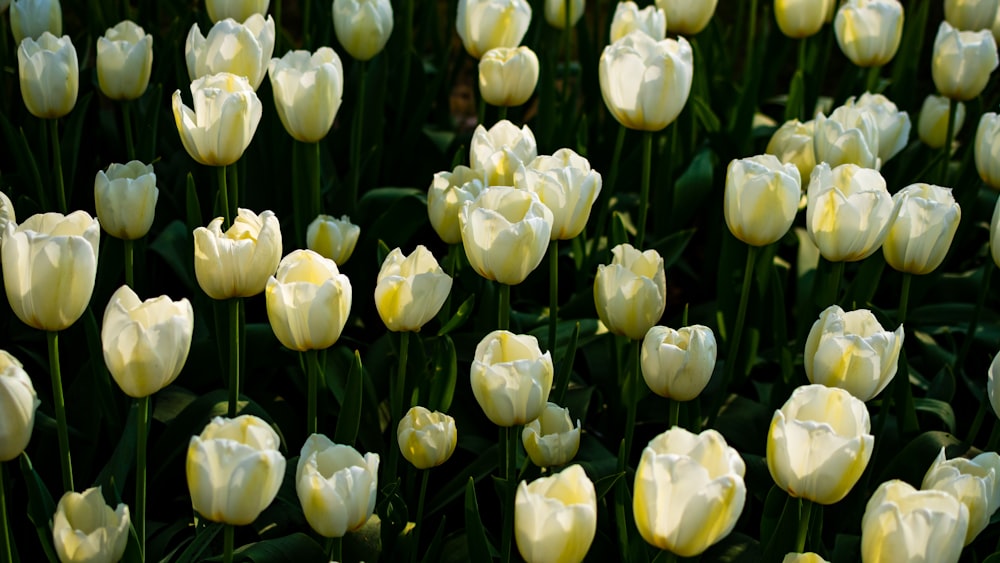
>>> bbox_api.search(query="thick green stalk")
[795,499,813,553]
[743,0,758,81]
[898,273,912,327]
[48,331,73,492]
[865,65,881,93]
[499,283,511,331]
[136,395,149,559]
[623,339,641,462]
[217,165,231,229]
[306,349,319,435]
[956,258,992,372]
[589,125,626,262]
[49,119,67,213]
[122,102,136,162]
[987,418,1000,451]
[386,331,410,486]
[350,62,368,213]
[303,0,312,46]
[228,162,240,224]
[500,425,519,563]
[668,399,680,429]
[410,469,430,563]
[548,240,559,354]
[637,131,653,249]
[722,245,759,390]
[308,141,321,222]
[829,259,845,307]
[124,239,134,289]
[0,463,11,563]
[498,106,508,122]
[327,537,342,562]
[941,98,958,184]
[223,524,234,563]
[227,298,240,417]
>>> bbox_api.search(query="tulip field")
[6,0,1000,561]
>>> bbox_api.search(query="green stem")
[227,298,240,417]
[941,98,957,184]
[350,62,368,213]
[795,499,813,553]
[500,425,519,563]
[743,0,758,82]
[865,65,881,93]
[987,418,1000,451]
[303,0,312,46]
[124,238,134,289]
[829,259,845,307]
[0,463,11,563]
[223,524,234,563]
[723,245,759,389]
[637,131,653,249]
[561,15,571,107]
[590,125,626,262]
[623,339,641,462]
[668,399,680,428]
[122,102,136,162]
[228,162,240,224]
[49,119,67,213]
[548,240,559,354]
[306,349,319,436]
[652,550,678,563]
[410,469,430,563]
[498,106,508,122]
[387,331,410,485]
[957,260,992,372]
[136,395,149,560]
[965,393,988,446]
[48,331,73,492]
[498,282,511,331]
[399,0,414,120]
[898,273,911,327]
[327,536,342,562]
[217,165,230,229]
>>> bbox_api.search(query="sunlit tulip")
[599,30,693,132]
[206,0,269,22]
[459,186,553,285]
[479,46,539,107]
[861,479,968,563]
[515,465,596,563]
[333,0,393,61]
[456,0,532,59]
[96,20,153,101]
[609,1,666,42]
[812,104,881,169]
[52,487,129,563]
[976,112,1000,189]
[641,325,717,401]
[470,330,554,427]
[194,208,282,300]
[306,214,359,265]
[783,554,829,563]
[545,0,583,29]
[803,305,903,401]
[94,160,158,240]
[945,0,998,31]
[514,148,602,240]
[766,119,817,181]
[932,21,999,101]
[0,350,39,462]
[296,434,378,538]
[656,0,718,35]
[724,154,801,247]
[2,211,99,331]
[397,406,457,469]
[882,183,961,275]
[522,402,581,467]
[265,249,351,351]
[10,0,60,44]
[17,32,77,119]
[172,72,263,167]
[990,354,1000,419]
[427,166,487,244]
[922,447,1000,544]
[470,120,538,186]
[774,0,829,38]
[0,191,14,235]
[185,14,275,90]
[594,244,666,340]
[834,0,904,67]
[633,427,746,556]
[847,93,910,163]
[918,95,965,148]
[767,384,874,504]
[805,163,894,262]
[186,415,286,525]
[375,245,452,332]
[992,197,1000,268]
[268,48,344,143]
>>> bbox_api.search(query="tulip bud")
[991,197,1000,268]
[812,104,881,169]
[545,0,583,29]
[514,148,602,240]
[186,14,275,90]
[656,0,718,35]
[2,211,99,332]
[724,154,801,247]
[609,2,665,42]
[882,183,961,275]
[803,305,903,401]
[17,32,77,119]
[522,402,581,467]
[922,447,1000,545]
[296,434,378,538]
[594,244,666,340]
[268,48,344,143]
[861,480,969,563]
[333,0,393,61]
[975,112,1000,189]
[206,0,269,23]
[10,0,61,44]
[52,487,129,563]
[375,245,452,332]
[470,120,538,186]
[633,427,746,556]
[805,163,894,262]
[932,21,999,101]
[0,191,15,235]
[989,354,1000,421]
[478,46,539,107]
[194,208,282,300]
[641,325,717,401]
[918,95,965,149]
[767,384,874,504]
[774,0,829,38]
[0,350,39,462]
[306,214,360,265]
[783,554,829,563]
[846,92,910,164]
[945,0,998,31]
[471,330,554,427]
[599,30,694,132]
[456,0,532,59]
[427,166,486,244]
[397,406,457,469]
[187,415,286,525]
[515,465,597,563]
[766,119,817,181]
[97,20,153,101]
[94,160,158,240]
[833,0,904,67]
[266,249,351,351]
[172,72,263,167]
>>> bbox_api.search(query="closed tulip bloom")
[427,166,486,244]
[918,95,965,148]
[975,112,1000,188]
[306,214,360,265]
[52,487,129,563]
[514,149,602,240]
[470,120,538,186]
[187,415,286,525]
[186,14,275,90]
[268,48,344,142]
[102,285,194,398]
[724,154,801,247]
[0,191,15,235]
[783,554,829,563]
[656,0,717,35]
[375,245,452,332]
[545,0,583,29]
[922,448,1000,544]
[194,208,282,300]
[172,72,263,167]
[0,350,39,462]
[861,479,968,563]
[296,434,378,538]
[834,0,904,67]
[206,0,269,23]
[883,184,961,275]
[945,0,998,31]
[94,160,158,240]
[397,406,457,469]
[990,354,1000,420]
[471,330,554,427]
[333,0,393,61]
[17,32,77,119]
[599,30,694,132]
[610,2,665,43]
[265,249,351,351]
[803,305,903,401]
[10,0,61,44]
[847,93,910,163]
[96,20,153,101]
[805,163,895,262]
[522,402,581,467]
[515,465,596,563]
[633,427,746,556]
[459,186,553,285]
[813,104,881,169]
[775,0,829,38]
[992,197,1000,268]
[767,384,874,504]
[594,244,666,340]
[766,119,817,181]
[641,325,717,401]
[456,0,532,59]
[932,21,999,101]
[2,211,99,331]
[479,46,539,107]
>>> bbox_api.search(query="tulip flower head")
[97,20,153,101]
[861,479,969,563]
[0,350,39,462]
[805,163,895,262]
[656,0,718,35]
[186,14,275,89]
[268,48,344,143]
[333,0,394,61]
[94,160,158,240]
[470,120,538,186]
[609,1,666,42]
[514,148,603,240]
[522,402,581,467]
[766,118,817,181]
[990,353,1000,420]
[834,0,904,67]
[0,191,15,235]
[456,0,532,59]
[52,487,129,563]
[991,198,1000,268]
[296,434,379,537]
[882,183,960,275]
[919,95,965,149]
[194,208,282,299]
[976,112,1000,189]
[470,330,554,427]
[172,72,263,167]
[640,324,717,401]
[17,31,78,119]
[594,243,667,340]
[397,406,458,469]
[846,92,910,164]
[375,245,452,332]
[812,104,881,169]
[427,166,487,244]
[206,0,269,23]
[306,214,360,265]
[932,21,999,101]
[724,154,802,247]
[922,448,1000,545]
[515,465,597,563]
[783,554,829,563]
[945,0,998,32]
[265,249,352,351]
[10,0,61,44]
[479,46,540,107]
[545,0,584,29]
[774,0,831,38]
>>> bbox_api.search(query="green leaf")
[149,220,197,292]
[437,295,475,336]
[186,173,202,233]
[552,321,580,405]
[174,522,223,563]
[427,444,498,516]
[94,401,138,497]
[377,239,392,267]
[650,228,696,270]
[419,515,448,563]
[611,211,629,247]
[19,453,58,563]
[229,533,326,562]
[877,430,965,487]
[463,478,492,562]
[592,471,624,500]
[913,398,957,433]
[759,488,799,563]
[334,350,364,447]
[428,335,457,413]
